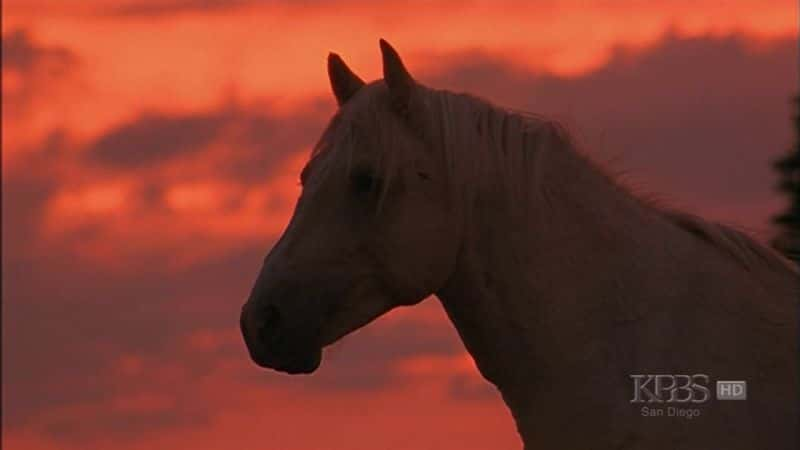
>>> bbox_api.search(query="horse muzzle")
[240,301,322,375]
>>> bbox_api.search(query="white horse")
[240,40,798,449]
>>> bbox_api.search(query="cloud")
[109,0,254,16]
[1,29,76,74]
[287,303,463,392]
[2,30,82,160]
[2,242,263,438]
[447,373,499,402]
[106,0,328,17]
[86,113,231,167]
[4,100,333,271]
[426,32,797,234]
[84,101,328,182]
[1,29,79,114]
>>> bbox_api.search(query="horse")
[240,39,798,449]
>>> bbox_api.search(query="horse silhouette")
[240,39,798,449]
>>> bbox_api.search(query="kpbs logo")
[630,374,710,403]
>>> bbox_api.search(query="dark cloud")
[2,29,80,116]
[108,0,330,16]
[448,373,500,402]
[1,167,57,251]
[1,29,77,74]
[2,242,263,431]
[261,301,463,392]
[43,407,211,443]
[106,0,329,17]
[110,0,253,16]
[87,113,230,167]
[84,101,330,182]
[426,33,797,232]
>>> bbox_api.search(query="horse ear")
[328,52,365,106]
[379,39,414,108]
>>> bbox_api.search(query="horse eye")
[351,170,379,195]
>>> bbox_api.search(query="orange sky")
[3,1,798,449]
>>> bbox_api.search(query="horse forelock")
[307,85,408,201]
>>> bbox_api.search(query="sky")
[2,1,798,449]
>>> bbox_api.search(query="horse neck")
[435,130,658,441]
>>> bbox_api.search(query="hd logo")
[716,380,747,400]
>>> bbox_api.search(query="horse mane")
[311,83,798,275]
[659,210,798,274]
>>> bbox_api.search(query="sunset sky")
[2,1,798,449]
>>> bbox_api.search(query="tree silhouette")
[771,94,800,266]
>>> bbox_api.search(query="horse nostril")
[258,304,282,341]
